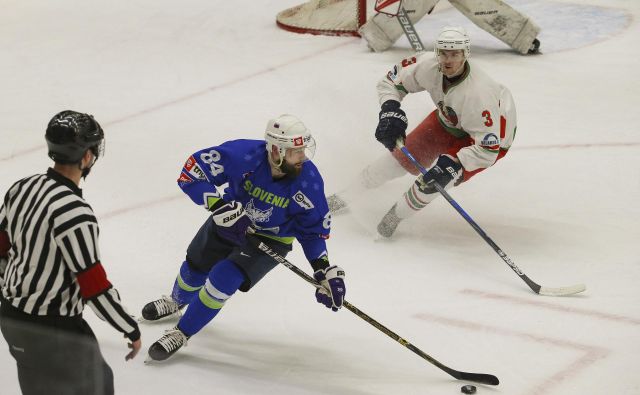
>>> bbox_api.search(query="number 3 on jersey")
[401,57,417,67]
[482,110,493,127]
[200,150,224,176]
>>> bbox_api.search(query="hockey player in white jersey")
[361,0,540,55]
[328,26,517,237]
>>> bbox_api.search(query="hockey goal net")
[276,0,369,37]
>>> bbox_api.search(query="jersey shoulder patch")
[293,190,315,210]
[479,133,500,151]
[184,155,208,180]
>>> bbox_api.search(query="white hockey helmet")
[435,26,471,59]
[264,114,316,164]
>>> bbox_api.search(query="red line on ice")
[461,289,640,326]
[0,40,355,163]
[99,194,182,220]
[413,312,609,395]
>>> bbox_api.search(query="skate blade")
[373,231,395,242]
[144,354,160,364]
[137,312,182,324]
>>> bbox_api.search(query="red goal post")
[276,0,368,37]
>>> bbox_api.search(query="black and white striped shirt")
[0,168,139,340]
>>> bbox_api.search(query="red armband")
[76,262,112,300]
[0,230,9,258]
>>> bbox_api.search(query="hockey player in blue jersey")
[142,114,346,361]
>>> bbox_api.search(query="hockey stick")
[397,7,425,52]
[375,0,425,52]
[397,142,586,296]
[251,237,499,386]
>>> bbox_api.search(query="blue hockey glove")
[314,265,346,312]
[418,154,462,192]
[211,201,253,246]
[375,100,407,151]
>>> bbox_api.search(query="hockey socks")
[171,261,208,305]
[177,259,245,337]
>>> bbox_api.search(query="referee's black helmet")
[45,110,105,164]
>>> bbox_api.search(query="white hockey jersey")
[377,53,517,171]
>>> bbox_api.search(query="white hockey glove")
[313,265,346,312]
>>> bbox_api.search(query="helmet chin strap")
[79,152,98,179]
[79,162,93,179]
[81,168,92,179]
[268,148,286,176]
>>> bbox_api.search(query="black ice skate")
[327,193,348,214]
[146,327,189,362]
[528,38,541,54]
[377,204,402,238]
[141,295,184,322]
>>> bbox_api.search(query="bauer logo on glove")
[380,111,407,123]
[221,207,244,224]
[211,201,253,246]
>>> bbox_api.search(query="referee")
[0,110,141,394]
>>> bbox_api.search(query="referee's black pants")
[0,300,114,395]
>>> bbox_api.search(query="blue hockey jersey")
[178,139,331,262]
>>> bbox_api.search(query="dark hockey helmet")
[45,110,105,164]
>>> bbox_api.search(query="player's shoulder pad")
[299,160,324,182]
[416,52,440,70]
[290,161,327,211]
[206,139,266,168]
[217,139,266,156]
[466,62,502,92]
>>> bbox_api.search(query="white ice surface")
[1,0,639,394]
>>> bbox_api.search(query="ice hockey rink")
[1,0,639,393]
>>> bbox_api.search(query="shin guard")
[178,260,245,337]
[171,261,207,305]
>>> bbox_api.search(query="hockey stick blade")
[507,257,586,296]
[397,142,586,297]
[390,327,499,385]
[450,370,499,386]
[538,283,586,296]
[253,238,499,386]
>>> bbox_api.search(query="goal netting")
[276,0,368,37]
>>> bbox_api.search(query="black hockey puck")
[461,385,477,394]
